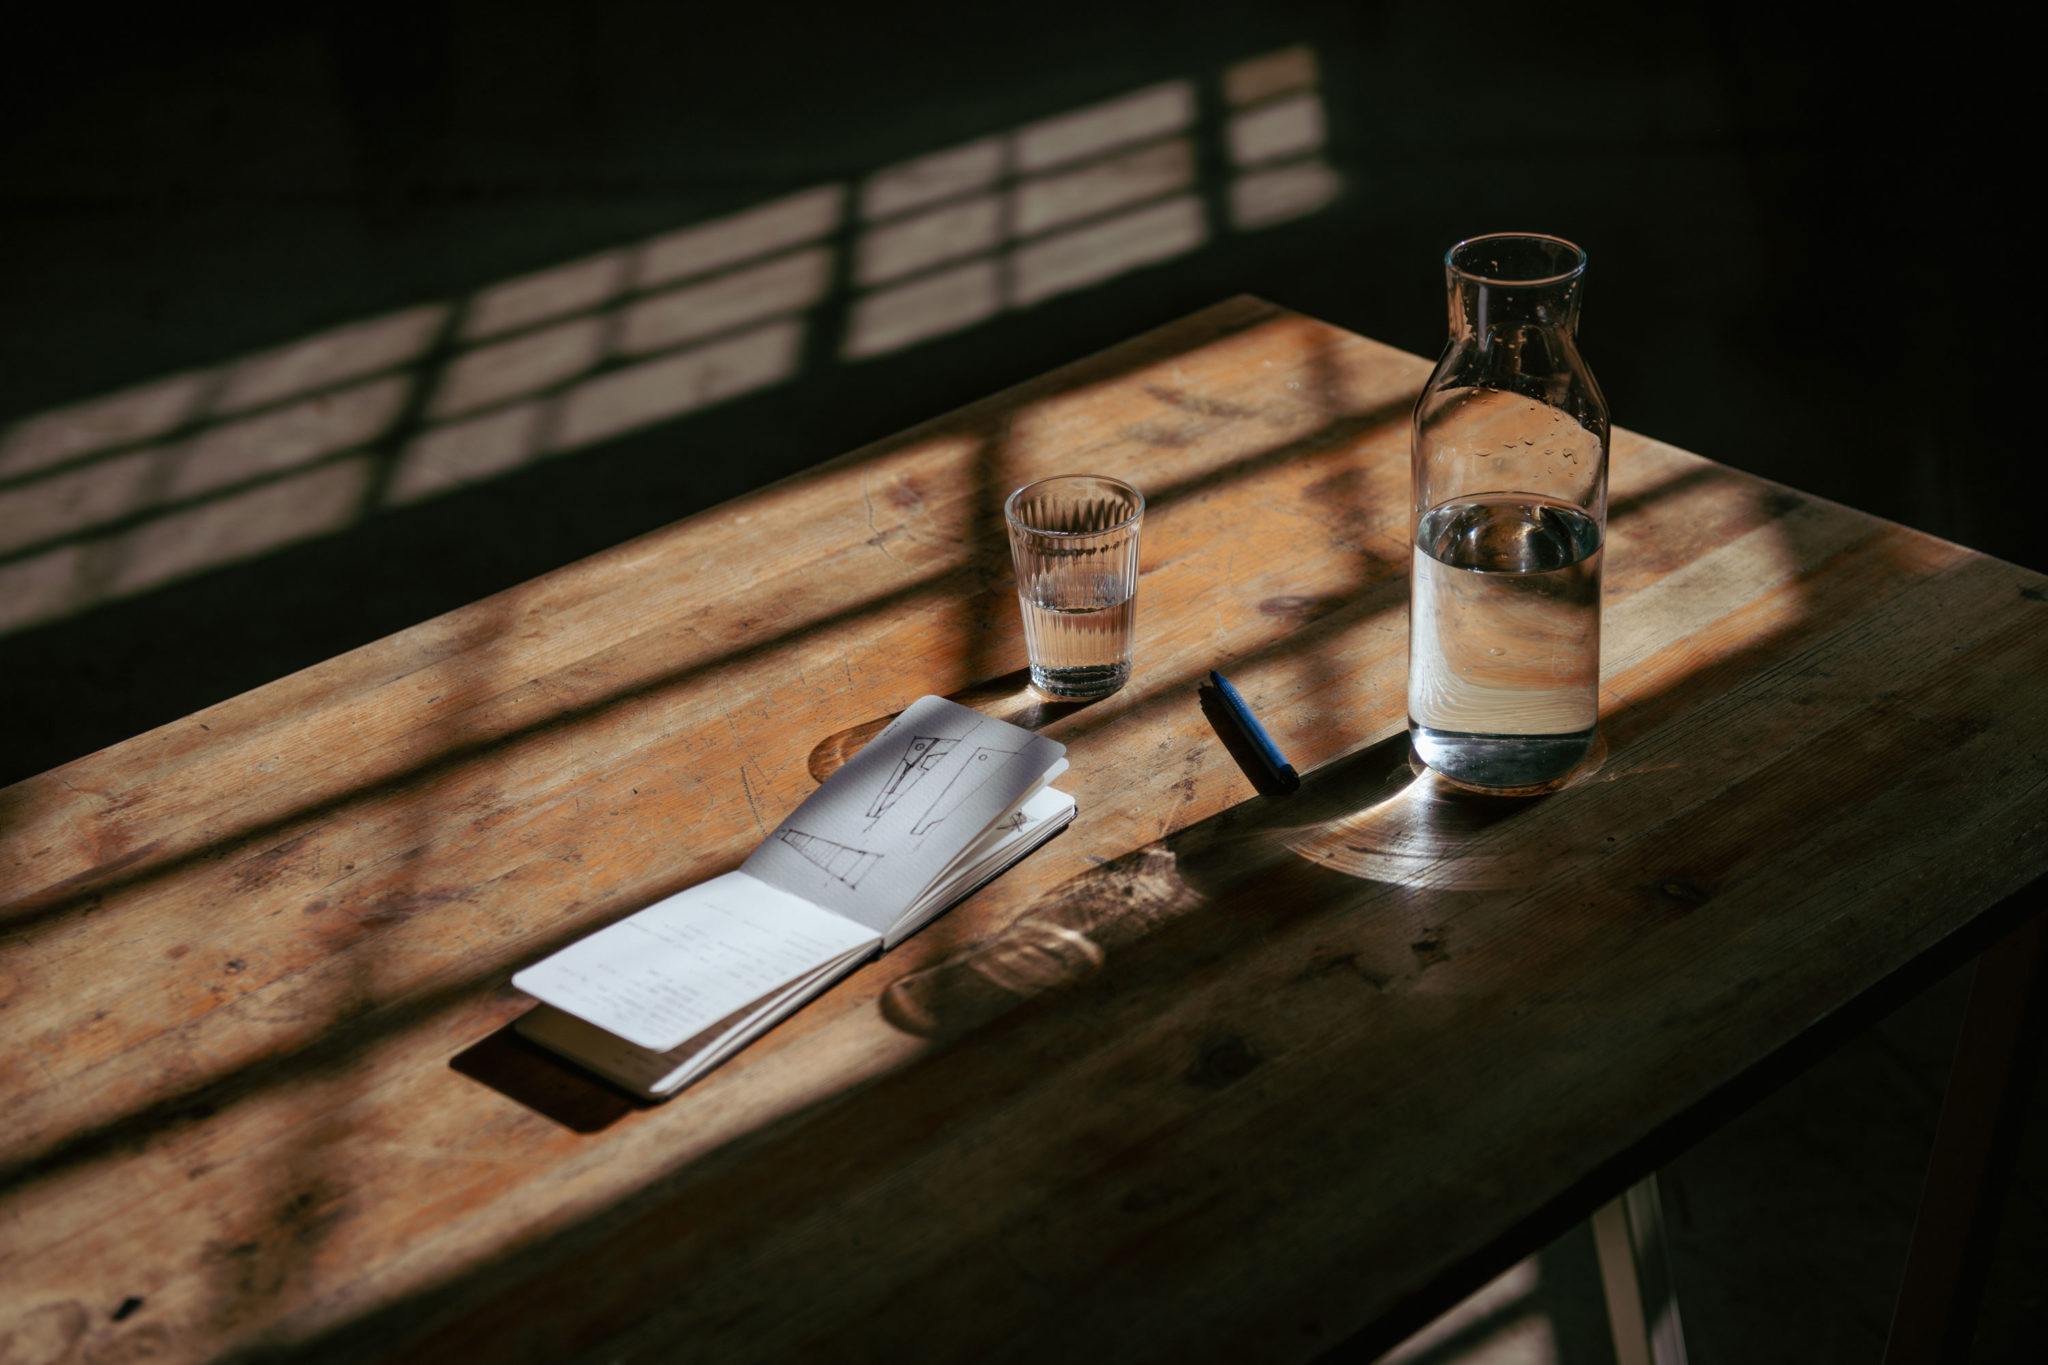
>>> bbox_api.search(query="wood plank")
[2,297,2044,1365]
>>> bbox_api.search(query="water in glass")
[1018,570,1135,698]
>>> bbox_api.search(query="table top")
[4,297,2044,1364]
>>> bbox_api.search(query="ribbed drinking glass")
[1005,474,1144,699]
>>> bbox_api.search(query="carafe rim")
[1446,232,1587,290]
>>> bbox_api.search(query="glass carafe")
[1408,233,1609,794]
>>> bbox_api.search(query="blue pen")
[1207,670,1301,794]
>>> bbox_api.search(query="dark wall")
[0,1,2022,785]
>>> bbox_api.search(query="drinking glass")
[1005,474,1144,699]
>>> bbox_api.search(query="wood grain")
[3,297,2043,1364]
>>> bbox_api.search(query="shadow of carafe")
[1277,730,1606,892]
[881,729,1608,1041]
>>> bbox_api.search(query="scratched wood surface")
[3,297,2044,1364]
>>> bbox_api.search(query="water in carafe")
[1409,494,1600,789]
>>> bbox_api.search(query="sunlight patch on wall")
[102,458,376,598]
[857,197,1003,288]
[843,261,1002,360]
[0,449,158,558]
[840,48,1339,362]
[0,376,409,560]
[550,319,805,452]
[636,187,846,291]
[0,543,85,634]
[385,402,544,505]
[1224,45,1339,231]
[463,251,630,342]
[1010,195,1207,307]
[861,138,1005,221]
[0,459,377,631]
[174,378,410,496]
[617,248,833,355]
[1013,82,1195,173]
[0,372,209,479]
[213,305,447,416]
[1012,138,1194,237]
[0,47,1342,638]
[430,316,607,420]
[1233,161,1343,232]
[840,80,1208,363]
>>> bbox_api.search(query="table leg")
[1884,895,2047,1364]
[1593,1173,1691,1365]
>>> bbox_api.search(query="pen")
[1206,670,1301,794]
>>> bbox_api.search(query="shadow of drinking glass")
[806,666,1097,783]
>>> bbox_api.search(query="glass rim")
[1445,232,1588,288]
[1004,473,1145,537]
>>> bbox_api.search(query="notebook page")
[922,757,1068,893]
[884,785,1077,949]
[511,871,878,1052]
[742,695,1064,933]
[516,940,872,1096]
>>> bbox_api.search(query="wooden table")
[4,298,2044,1364]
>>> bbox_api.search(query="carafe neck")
[1445,234,1586,343]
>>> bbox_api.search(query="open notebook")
[512,696,1075,1097]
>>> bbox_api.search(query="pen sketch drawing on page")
[910,745,1022,836]
[777,831,885,889]
[867,734,959,826]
